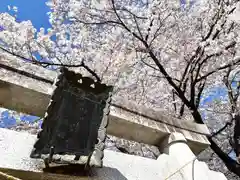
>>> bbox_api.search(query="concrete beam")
[0,54,210,153]
[0,128,160,180]
[0,129,227,180]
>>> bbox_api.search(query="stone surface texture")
[0,129,228,180]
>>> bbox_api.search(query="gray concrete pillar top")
[159,132,187,152]
[165,132,187,145]
[159,132,195,161]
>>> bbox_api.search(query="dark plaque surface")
[30,67,113,168]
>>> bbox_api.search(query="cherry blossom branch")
[223,67,240,162]
[0,45,101,82]
[70,17,122,26]
[195,79,206,109]
[196,58,240,83]
[116,7,148,20]
[202,108,231,114]
[211,121,233,137]
[150,74,180,83]
[111,0,204,124]
[172,89,177,113]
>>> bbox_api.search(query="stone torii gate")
[0,54,227,180]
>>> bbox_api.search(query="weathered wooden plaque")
[30,67,113,168]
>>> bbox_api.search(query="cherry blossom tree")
[1,0,240,177]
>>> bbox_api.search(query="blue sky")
[0,0,50,31]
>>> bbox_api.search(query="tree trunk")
[192,110,240,177]
[208,137,240,177]
[233,114,240,163]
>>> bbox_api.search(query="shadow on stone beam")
[0,166,128,180]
